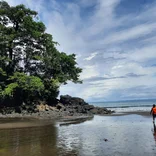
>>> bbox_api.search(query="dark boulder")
[83,105,95,111]
[60,95,88,106]
[77,105,87,113]
[56,103,66,111]
[60,95,72,105]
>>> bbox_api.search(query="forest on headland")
[0,1,82,108]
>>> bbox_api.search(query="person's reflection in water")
[152,122,156,144]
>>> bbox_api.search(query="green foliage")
[43,78,60,103]
[2,72,44,104]
[0,68,6,77]
[8,72,44,92]
[0,1,82,106]
[2,82,18,97]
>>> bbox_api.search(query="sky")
[5,0,156,102]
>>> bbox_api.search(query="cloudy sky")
[6,0,156,102]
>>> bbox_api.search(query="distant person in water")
[150,104,156,122]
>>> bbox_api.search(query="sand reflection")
[0,119,57,156]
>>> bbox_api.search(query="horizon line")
[88,98,156,103]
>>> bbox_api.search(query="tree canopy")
[0,1,82,106]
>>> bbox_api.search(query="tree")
[0,1,82,106]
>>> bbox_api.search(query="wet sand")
[103,110,151,117]
[0,118,57,129]
[0,115,92,130]
[0,111,150,129]
[0,112,156,156]
[57,114,156,156]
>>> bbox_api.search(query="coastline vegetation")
[0,1,82,108]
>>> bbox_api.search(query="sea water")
[89,99,156,113]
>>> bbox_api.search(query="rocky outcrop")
[60,95,114,115]
[60,95,88,106]
[0,95,114,118]
[34,95,114,116]
[56,103,66,111]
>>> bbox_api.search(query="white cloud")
[5,0,156,101]
[111,62,151,76]
[80,65,99,79]
[84,52,98,61]
[101,22,156,45]
[6,0,44,13]
[128,45,156,62]
[85,0,121,36]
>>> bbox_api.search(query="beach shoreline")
[0,111,156,156]
[0,111,94,129]
[0,109,152,129]
[102,110,151,117]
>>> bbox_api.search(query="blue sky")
[6,0,156,102]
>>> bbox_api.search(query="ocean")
[89,99,156,113]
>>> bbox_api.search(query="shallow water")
[0,115,156,156]
[0,118,57,156]
[57,115,156,156]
